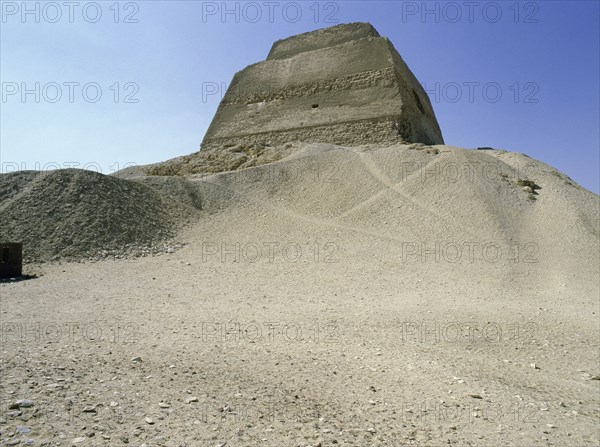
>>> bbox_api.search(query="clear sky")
[1,1,598,193]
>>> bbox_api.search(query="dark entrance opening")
[0,243,23,279]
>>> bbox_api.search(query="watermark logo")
[381,158,542,186]
[200,1,339,24]
[201,241,340,263]
[401,401,541,424]
[1,321,139,344]
[198,401,321,425]
[1,1,139,24]
[423,81,540,104]
[0,400,139,425]
[399,320,539,343]
[200,321,339,344]
[200,79,540,106]
[2,82,139,104]
[231,161,340,184]
[400,2,540,24]
[1,161,138,176]
[399,241,539,264]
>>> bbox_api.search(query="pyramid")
[201,22,444,151]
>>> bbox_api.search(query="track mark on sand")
[192,177,423,246]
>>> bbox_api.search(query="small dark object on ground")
[0,242,22,279]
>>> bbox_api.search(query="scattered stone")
[14,399,34,408]
[0,169,191,262]
[145,417,155,425]
[467,394,483,399]
[16,425,32,434]
[72,437,87,444]
[158,402,170,408]
[131,356,142,362]
[186,397,198,404]
[531,363,540,370]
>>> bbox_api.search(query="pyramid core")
[201,22,444,150]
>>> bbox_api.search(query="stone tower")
[201,22,444,150]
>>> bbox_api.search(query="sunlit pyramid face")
[201,23,444,151]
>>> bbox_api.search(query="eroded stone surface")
[201,22,444,150]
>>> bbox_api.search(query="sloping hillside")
[0,169,201,262]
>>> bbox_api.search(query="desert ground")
[1,142,599,446]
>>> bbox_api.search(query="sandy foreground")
[1,143,599,446]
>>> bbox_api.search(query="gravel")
[0,169,201,263]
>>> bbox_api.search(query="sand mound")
[0,169,201,262]
[180,142,599,290]
[6,143,598,273]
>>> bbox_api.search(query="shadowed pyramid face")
[201,22,444,151]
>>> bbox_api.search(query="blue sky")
[1,1,598,193]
